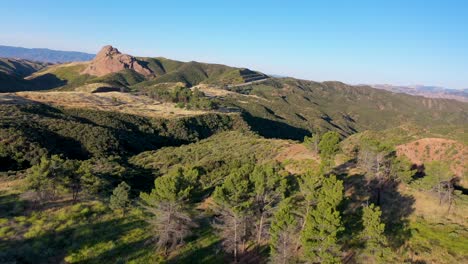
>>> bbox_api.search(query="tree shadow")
[241,112,310,140]
[0,217,150,264]
[374,179,415,248]
[0,192,27,218]
[335,158,416,252]
[166,215,224,264]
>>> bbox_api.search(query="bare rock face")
[82,45,154,77]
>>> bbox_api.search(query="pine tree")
[295,169,323,252]
[360,204,394,263]
[317,131,341,170]
[77,161,102,196]
[26,155,70,203]
[270,197,299,264]
[213,164,254,262]
[250,163,287,244]
[140,168,196,255]
[301,175,344,263]
[304,133,320,154]
[109,181,131,216]
[318,131,340,159]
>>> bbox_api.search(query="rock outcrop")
[82,45,154,77]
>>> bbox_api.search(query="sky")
[2,0,468,89]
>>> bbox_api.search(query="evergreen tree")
[213,164,254,262]
[250,163,287,244]
[360,204,394,263]
[318,131,341,159]
[109,181,131,216]
[304,133,320,154]
[26,155,70,203]
[318,131,341,170]
[140,168,197,255]
[270,197,299,264]
[62,160,81,202]
[77,161,102,196]
[301,175,344,263]
[390,156,416,184]
[296,170,322,252]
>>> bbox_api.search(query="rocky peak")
[82,45,154,77]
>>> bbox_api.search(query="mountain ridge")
[371,84,468,102]
[0,44,95,63]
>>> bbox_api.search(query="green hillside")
[220,78,468,139]
[23,56,268,92]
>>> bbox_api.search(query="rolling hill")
[1,45,466,141]
[24,45,269,92]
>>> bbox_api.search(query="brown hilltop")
[82,45,154,77]
[396,138,467,177]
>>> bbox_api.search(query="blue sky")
[2,0,467,88]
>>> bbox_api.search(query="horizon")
[2,0,467,89]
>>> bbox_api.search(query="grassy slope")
[0,177,156,264]
[130,131,288,189]
[25,56,267,91]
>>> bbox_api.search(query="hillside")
[0,58,51,92]
[0,45,95,63]
[396,138,466,178]
[200,78,468,139]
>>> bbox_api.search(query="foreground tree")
[296,170,322,251]
[26,155,72,203]
[140,168,197,255]
[318,131,341,169]
[318,131,340,158]
[301,175,344,263]
[359,204,394,263]
[270,197,300,264]
[213,165,254,262]
[109,181,131,216]
[417,161,455,210]
[357,141,395,205]
[304,133,321,154]
[250,163,287,244]
[76,160,103,196]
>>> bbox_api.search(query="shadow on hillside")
[29,73,67,90]
[375,179,415,248]
[0,217,149,264]
[335,159,415,252]
[241,112,310,140]
[0,192,27,218]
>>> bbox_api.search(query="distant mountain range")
[0,45,95,63]
[371,84,468,102]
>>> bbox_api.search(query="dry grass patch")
[15,91,210,118]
